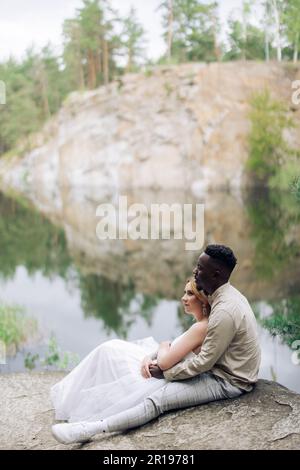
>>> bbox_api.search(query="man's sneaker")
[52,422,95,444]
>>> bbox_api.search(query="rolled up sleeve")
[163,310,236,381]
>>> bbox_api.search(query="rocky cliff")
[0,62,299,201]
[0,63,300,302]
[1,372,300,450]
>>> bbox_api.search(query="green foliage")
[24,333,79,371]
[0,57,40,153]
[24,352,39,370]
[247,89,296,183]
[2,0,300,156]
[260,296,300,350]
[79,273,158,337]
[0,192,71,280]
[292,177,300,201]
[224,20,268,61]
[159,0,220,63]
[0,191,160,338]
[42,334,79,369]
[0,0,146,155]
[0,46,69,154]
[121,7,146,72]
[283,0,300,61]
[245,188,300,279]
[270,161,300,190]
[0,302,37,349]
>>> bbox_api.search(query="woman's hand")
[141,355,157,379]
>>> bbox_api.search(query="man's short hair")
[204,244,237,273]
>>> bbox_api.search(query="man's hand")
[149,364,164,379]
[141,355,157,378]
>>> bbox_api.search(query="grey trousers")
[105,372,243,433]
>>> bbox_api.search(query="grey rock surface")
[1,372,300,450]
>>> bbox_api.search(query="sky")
[0,0,261,62]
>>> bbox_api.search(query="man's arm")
[163,309,236,381]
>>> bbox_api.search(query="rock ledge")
[1,372,300,450]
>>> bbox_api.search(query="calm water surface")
[0,188,299,392]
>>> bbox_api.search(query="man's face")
[194,252,214,293]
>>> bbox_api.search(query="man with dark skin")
[149,250,229,379]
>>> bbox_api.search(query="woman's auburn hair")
[186,278,209,305]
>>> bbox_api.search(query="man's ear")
[213,269,221,279]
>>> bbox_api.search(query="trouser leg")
[105,372,242,433]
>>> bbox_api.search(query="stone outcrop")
[1,372,300,450]
[0,63,299,302]
[0,62,299,201]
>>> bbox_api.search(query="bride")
[50,278,210,426]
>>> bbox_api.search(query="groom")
[52,244,261,444]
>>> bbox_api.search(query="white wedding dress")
[50,333,195,423]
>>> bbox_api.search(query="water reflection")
[79,273,158,337]
[0,193,71,280]
[0,188,299,392]
[246,187,300,281]
[256,296,300,352]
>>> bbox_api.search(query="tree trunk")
[242,21,247,60]
[79,62,85,90]
[294,32,299,63]
[88,49,97,89]
[166,0,173,61]
[78,51,85,90]
[95,49,101,77]
[211,8,220,61]
[272,0,282,62]
[265,29,270,62]
[126,48,133,73]
[102,38,109,86]
[39,64,50,119]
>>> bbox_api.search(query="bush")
[24,333,79,371]
[247,89,296,183]
[0,302,37,352]
[292,177,300,202]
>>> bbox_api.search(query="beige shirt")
[163,282,261,392]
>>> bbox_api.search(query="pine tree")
[121,7,146,72]
[63,19,85,90]
[159,0,221,63]
[283,0,300,63]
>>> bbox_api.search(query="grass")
[270,162,300,191]
[24,333,79,371]
[291,177,300,202]
[0,302,37,354]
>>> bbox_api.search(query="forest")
[1,0,300,154]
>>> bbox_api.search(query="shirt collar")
[208,282,231,306]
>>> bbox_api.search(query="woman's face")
[181,281,204,316]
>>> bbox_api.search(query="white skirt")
[50,337,167,422]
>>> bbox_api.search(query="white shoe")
[51,422,95,445]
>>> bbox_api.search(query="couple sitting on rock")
[51,244,261,445]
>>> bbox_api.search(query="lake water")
[0,188,299,393]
